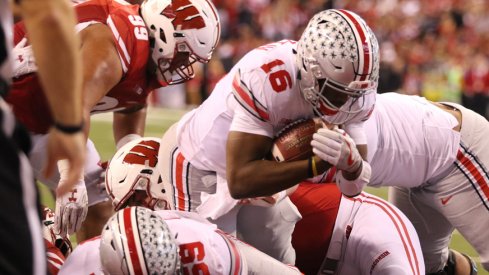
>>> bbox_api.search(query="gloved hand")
[96,161,108,195]
[54,182,88,237]
[12,37,38,78]
[311,128,362,173]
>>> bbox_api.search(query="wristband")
[308,156,319,178]
[54,121,84,134]
[337,160,371,197]
[311,156,318,177]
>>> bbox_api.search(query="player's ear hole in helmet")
[140,0,221,86]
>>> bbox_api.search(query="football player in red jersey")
[41,206,73,275]
[6,0,220,242]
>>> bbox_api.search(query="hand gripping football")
[271,118,324,162]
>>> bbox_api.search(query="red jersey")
[45,239,65,275]
[289,183,341,275]
[7,0,159,134]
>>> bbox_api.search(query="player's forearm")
[227,158,327,199]
[113,106,147,148]
[18,0,82,126]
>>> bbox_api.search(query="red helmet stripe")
[122,208,145,275]
[337,10,371,81]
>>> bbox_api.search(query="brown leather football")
[271,118,323,162]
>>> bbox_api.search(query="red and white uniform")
[45,240,66,275]
[176,40,373,180]
[8,0,155,134]
[59,210,302,275]
[158,40,375,263]
[363,92,489,272]
[291,183,424,275]
[5,0,159,204]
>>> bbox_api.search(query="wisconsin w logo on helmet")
[162,0,206,30]
[122,139,159,168]
[106,138,173,211]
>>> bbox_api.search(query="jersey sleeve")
[230,67,274,137]
[45,240,65,275]
[106,12,137,75]
[343,91,376,144]
[344,121,367,145]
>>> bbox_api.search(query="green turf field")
[39,107,487,274]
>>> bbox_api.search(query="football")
[271,118,324,162]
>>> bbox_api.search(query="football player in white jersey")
[59,138,303,275]
[334,92,482,274]
[60,207,303,275]
[157,9,379,264]
[290,182,425,275]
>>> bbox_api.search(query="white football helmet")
[105,137,173,211]
[100,206,181,275]
[140,0,221,85]
[296,9,379,122]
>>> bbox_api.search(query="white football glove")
[311,128,362,173]
[54,182,88,237]
[12,38,38,78]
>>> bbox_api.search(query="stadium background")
[42,0,489,273]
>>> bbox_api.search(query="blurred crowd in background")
[152,0,489,120]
